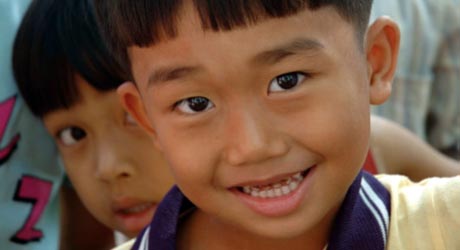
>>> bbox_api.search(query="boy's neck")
[177,208,334,250]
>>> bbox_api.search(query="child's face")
[123,6,395,240]
[43,77,174,238]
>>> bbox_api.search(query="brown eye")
[175,96,214,114]
[58,127,86,146]
[268,72,305,93]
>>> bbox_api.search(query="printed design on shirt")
[10,175,53,244]
[0,95,21,165]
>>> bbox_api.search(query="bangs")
[13,1,80,117]
[95,0,373,71]
[97,0,372,52]
[99,0,310,49]
[13,0,127,117]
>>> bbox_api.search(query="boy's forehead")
[128,6,359,89]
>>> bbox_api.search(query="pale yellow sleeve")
[376,175,460,250]
[112,239,135,250]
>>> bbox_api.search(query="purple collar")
[133,171,390,250]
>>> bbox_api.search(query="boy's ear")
[365,16,400,105]
[117,82,156,135]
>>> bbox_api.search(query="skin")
[370,115,460,181]
[120,5,399,250]
[43,77,174,238]
[59,186,115,249]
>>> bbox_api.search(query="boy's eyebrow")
[147,66,203,88]
[146,38,323,88]
[251,38,324,66]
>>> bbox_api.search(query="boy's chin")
[227,215,319,241]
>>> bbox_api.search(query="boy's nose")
[223,109,289,166]
[95,141,135,182]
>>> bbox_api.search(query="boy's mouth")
[236,168,311,199]
[231,166,315,217]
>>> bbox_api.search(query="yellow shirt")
[377,174,460,250]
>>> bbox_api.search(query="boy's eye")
[268,72,306,93]
[175,96,215,114]
[58,127,86,146]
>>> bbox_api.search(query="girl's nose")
[95,139,135,182]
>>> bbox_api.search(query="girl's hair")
[94,0,373,67]
[13,0,129,117]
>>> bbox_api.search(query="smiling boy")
[94,1,460,249]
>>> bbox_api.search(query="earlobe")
[365,17,400,105]
[117,82,156,135]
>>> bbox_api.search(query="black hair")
[12,0,129,117]
[94,0,373,67]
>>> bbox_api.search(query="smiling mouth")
[236,169,311,199]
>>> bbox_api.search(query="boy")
[12,0,174,244]
[94,1,460,249]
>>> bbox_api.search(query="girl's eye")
[268,72,306,93]
[57,127,86,146]
[175,96,215,114]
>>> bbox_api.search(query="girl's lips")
[231,166,316,217]
[116,202,154,215]
[113,200,158,236]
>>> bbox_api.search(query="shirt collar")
[134,171,391,250]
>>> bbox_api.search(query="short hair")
[94,0,373,69]
[13,0,128,118]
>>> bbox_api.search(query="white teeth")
[294,172,303,181]
[281,186,290,195]
[274,188,282,196]
[241,171,306,199]
[260,190,267,198]
[289,181,298,190]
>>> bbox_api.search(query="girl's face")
[43,77,174,237]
